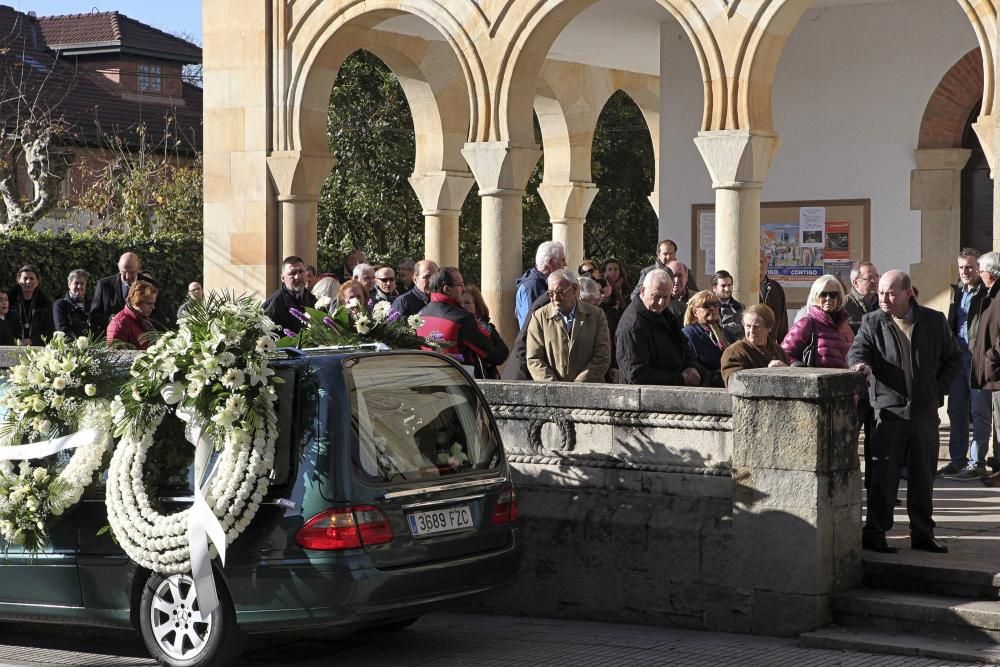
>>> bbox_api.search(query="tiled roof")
[0,5,201,153]
[37,10,201,63]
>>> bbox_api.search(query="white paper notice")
[699,212,715,251]
[705,250,716,274]
[799,207,825,248]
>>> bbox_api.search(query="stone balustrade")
[476,367,865,637]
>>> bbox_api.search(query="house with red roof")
[0,4,202,227]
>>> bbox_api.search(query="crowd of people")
[5,241,997,557]
[0,252,204,351]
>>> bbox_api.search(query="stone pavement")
[0,612,975,666]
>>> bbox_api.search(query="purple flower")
[387,310,401,323]
[449,352,465,363]
[283,328,297,337]
[289,308,309,324]
[323,317,336,328]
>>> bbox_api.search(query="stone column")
[409,171,476,267]
[909,148,971,313]
[462,142,542,342]
[266,151,337,270]
[972,113,1000,249]
[537,181,598,269]
[728,368,864,636]
[693,130,779,306]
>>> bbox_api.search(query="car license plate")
[407,505,474,536]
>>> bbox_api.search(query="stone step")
[800,625,1000,664]
[832,589,1000,643]
[863,552,1000,599]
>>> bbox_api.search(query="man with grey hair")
[941,247,992,480]
[617,269,702,386]
[578,276,602,306]
[516,240,566,327]
[845,261,879,334]
[849,270,961,553]
[971,250,1000,483]
[665,260,693,322]
[352,263,376,294]
[526,269,610,383]
[52,268,92,339]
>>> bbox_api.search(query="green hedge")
[0,230,203,315]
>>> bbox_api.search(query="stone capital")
[462,141,541,196]
[693,130,780,190]
[408,171,476,214]
[913,148,972,172]
[537,181,598,222]
[266,150,337,200]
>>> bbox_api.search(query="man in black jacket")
[617,269,701,386]
[263,256,317,335]
[390,260,438,318]
[90,252,140,334]
[849,270,962,554]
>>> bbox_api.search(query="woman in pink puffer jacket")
[781,275,854,368]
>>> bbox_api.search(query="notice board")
[690,199,871,309]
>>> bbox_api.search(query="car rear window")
[345,355,503,484]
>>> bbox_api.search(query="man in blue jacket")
[849,270,962,554]
[515,241,565,328]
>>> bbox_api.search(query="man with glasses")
[525,269,611,383]
[396,257,416,293]
[617,269,702,386]
[371,265,400,304]
[845,262,879,334]
[416,267,504,371]
[940,248,992,480]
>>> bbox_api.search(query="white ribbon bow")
[174,404,227,622]
[0,428,106,461]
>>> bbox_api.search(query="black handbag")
[798,319,818,367]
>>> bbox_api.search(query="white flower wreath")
[0,334,118,551]
[104,294,280,585]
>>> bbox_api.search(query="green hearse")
[0,348,520,667]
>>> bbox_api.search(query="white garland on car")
[0,334,118,551]
[104,294,280,614]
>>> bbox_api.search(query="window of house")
[137,64,162,93]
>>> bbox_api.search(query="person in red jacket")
[107,280,158,350]
[416,267,504,370]
[781,275,854,368]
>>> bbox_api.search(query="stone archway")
[910,48,983,311]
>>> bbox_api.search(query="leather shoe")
[911,537,948,553]
[862,537,898,553]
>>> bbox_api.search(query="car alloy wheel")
[139,571,242,667]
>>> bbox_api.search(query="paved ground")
[0,612,975,666]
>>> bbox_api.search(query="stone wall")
[475,368,865,637]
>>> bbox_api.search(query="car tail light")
[295,505,394,551]
[491,484,518,525]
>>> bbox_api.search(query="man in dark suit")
[848,270,962,554]
[90,252,141,334]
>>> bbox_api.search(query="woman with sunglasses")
[681,290,733,387]
[781,274,854,368]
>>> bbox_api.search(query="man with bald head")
[390,259,439,318]
[617,269,702,386]
[91,251,141,333]
[665,260,693,321]
[849,270,961,554]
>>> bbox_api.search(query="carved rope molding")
[490,405,733,431]
[505,453,732,477]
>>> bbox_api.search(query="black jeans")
[863,415,938,543]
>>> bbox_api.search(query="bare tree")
[0,17,75,231]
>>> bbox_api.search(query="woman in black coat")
[460,286,509,380]
[52,269,93,339]
[8,264,54,346]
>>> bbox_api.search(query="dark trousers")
[863,415,938,543]
[859,398,874,490]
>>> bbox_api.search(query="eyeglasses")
[818,291,841,300]
[376,275,395,282]
[548,287,576,298]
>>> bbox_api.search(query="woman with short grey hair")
[53,268,92,339]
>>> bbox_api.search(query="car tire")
[139,572,244,667]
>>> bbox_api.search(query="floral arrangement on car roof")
[104,292,280,582]
[277,297,441,350]
[0,333,121,551]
